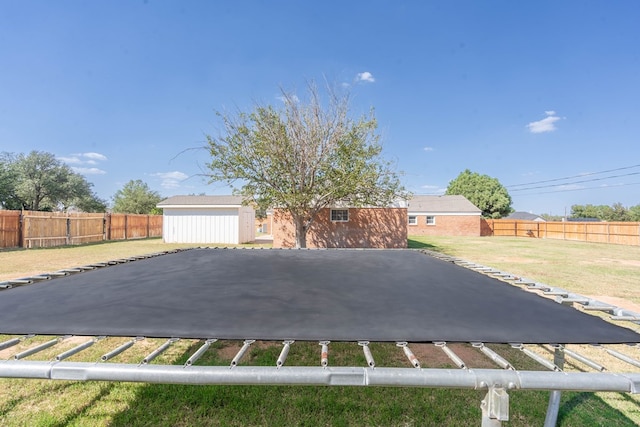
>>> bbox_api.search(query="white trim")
[408,212,481,216]
[158,204,243,209]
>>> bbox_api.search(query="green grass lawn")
[1,236,640,426]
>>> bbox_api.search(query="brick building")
[272,206,408,249]
[407,195,482,236]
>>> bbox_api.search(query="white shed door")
[163,208,239,244]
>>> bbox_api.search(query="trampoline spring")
[230,340,255,367]
[101,338,139,361]
[143,338,180,364]
[396,342,421,368]
[358,341,375,368]
[471,343,513,370]
[0,335,29,351]
[434,342,466,369]
[185,339,217,367]
[277,340,295,368]
[55,339,97,361]
[602,347,640,369]
[14,337,59,360]
[557,345,605,372]
[511,344,560,371]
[319,341,330,367]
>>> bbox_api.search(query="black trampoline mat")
[1,248,638,344]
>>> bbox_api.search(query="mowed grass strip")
[0,237,638,425]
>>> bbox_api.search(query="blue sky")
[1,1,639,216]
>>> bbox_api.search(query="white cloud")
[82,152,108,161]
[58,156,82,164]
[59,152,108,167]
[72,167,106,175]
[356,71,375,83]
[423,146,434,152]
[526,111,562,134]
[151,171,189,190]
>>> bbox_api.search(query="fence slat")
[0,211,163,248]
[488,219,640,246]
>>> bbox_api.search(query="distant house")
[506,212,546,222]
[157,195,255,244]
[407,195,482,236]
[272,203,408,249]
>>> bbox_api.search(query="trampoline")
[2,248,640,426]
[0,248,638,343]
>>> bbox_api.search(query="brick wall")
[273,207,408,248]
[407,214,481,236]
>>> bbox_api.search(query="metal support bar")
[231,340,255,367]
[544,346,566,427]
[276,340,294,368]
[435,342,466,369]
[319,341,330,367]
[358,341,375,368]
[4,362,640,393]
[143,338,179,364]
[481,386,509,426]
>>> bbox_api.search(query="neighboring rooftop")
[408,195,481,213]
[157,195,245,207]
[506,211,546,221]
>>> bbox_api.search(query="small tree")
[205,83,405,248]
[112,180,162,214]
[446,169,512,218]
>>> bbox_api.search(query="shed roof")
[157,195,245,207]
[408,195,481,214]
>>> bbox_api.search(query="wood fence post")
[66,216,71,245]
[124,215,128,240]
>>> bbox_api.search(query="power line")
[511,181,640,196]
[506,164,640,188]
[510,171,640,192]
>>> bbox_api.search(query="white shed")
[157,195,256,244]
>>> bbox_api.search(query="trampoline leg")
[544,346,565,427]
[481,386,509,426]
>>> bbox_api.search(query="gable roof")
[408,195,481,214]
[157,195,246,208]
[506,211,546,221]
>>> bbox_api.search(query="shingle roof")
[157,195,245,207]
[506,211,545,221]
[407,195,481,214]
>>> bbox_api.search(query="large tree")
[445,169,513,218]
[1,150,105,211]
[112,179,162,214]
[205,83,405,248]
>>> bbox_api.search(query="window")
[330,209,349,222]
[408,215,417,225]
[426,215,436,225]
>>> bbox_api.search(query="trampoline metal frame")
[2,249,640,426]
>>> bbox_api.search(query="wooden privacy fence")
[0,211,163,249]
[484,219,640,246]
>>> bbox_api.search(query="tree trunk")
[293,215,307,248]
